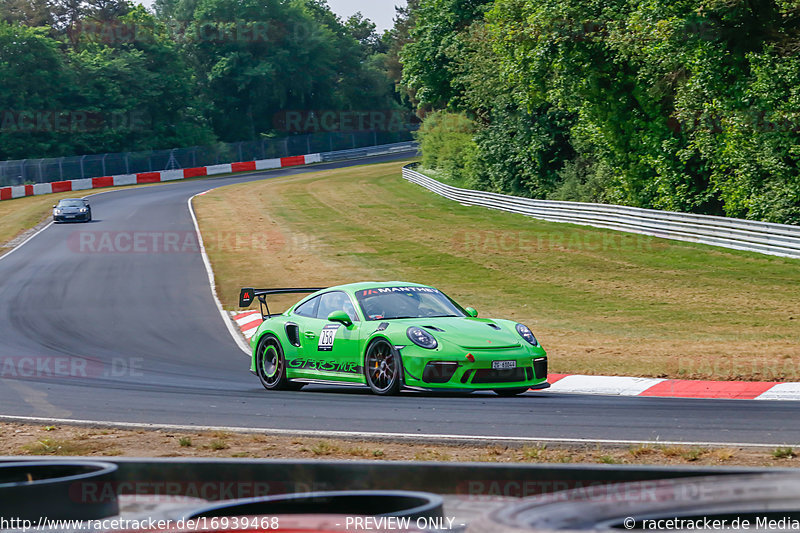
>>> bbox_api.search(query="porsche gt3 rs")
[239,282,549,396]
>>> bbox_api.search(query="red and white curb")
[547,374,800,401]
[230,311,800,401]
[231,310,263,342]
[0,154,322,201]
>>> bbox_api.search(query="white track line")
[0,220,53,262]
[188,190,251,355]
[0,414,791,449]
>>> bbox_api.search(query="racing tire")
[255,334,302,391]
[364,338,402,396]
[493,387,530,397]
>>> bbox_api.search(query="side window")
[341,298,358,322]
[293,296,319,318]
[317,291,359,322]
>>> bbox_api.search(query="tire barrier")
[1,458,791,530]
[0,461,119,521]
[466,473,800,532]
[184,490,444,522]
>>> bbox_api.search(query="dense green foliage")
[0,0,404,159]
[403,0,800,224]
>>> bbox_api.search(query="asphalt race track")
[1,153,798,446]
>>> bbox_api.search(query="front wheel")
[255,334,301,391]
[493,387,530,397]
[364,339,401,396]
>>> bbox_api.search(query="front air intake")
[422,362,459,383]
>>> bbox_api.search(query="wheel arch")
[362,334,406,387]
[251,327,285,361]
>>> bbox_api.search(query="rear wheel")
[255,334,302,391]
[364,339,401,396]
[493,387,530,397]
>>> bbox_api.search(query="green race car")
[239,282,549,396]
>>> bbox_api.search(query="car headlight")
[515,323,539,346]
[55,209,62,214]
[406,327,438,349]
[79,208,87,213]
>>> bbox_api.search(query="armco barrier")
[321,141,418,163]
[0,143,416,203]
[402,164,800,259]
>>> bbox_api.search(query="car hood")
[56,206,83,212]
[401,317,522,349]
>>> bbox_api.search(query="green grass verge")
[194,160,800,380]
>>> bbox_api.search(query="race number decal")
[318,324,340,352]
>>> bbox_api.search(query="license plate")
[492,360,516,370]
[66,215,75,218]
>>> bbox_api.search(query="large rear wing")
[239,287,326,319]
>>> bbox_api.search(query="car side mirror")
[52,205,57,208]
[327,310,353,327]
[465,307,478,318]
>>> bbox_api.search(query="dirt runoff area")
[1,421,799,468]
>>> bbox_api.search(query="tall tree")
[0,0,54,26]
[0,22,75,159]
[400,0,491,110]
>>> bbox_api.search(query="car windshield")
[355,287,466,321]
[57,200,84,207]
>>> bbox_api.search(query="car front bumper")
[399,345,549,390]
[54,213,90,222]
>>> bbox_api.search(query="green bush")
[402,0,800,224]
[414,111,479,186]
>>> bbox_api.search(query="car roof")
[58,198,87,202]
[290,282,438,311]
[326,281,435,294]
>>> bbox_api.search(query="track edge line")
[0,414,788,449]
[188,190,251,355]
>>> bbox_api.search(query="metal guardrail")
[402,164,800,259]
[321,141,419,163]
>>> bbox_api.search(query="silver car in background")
[53,198,92,223]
